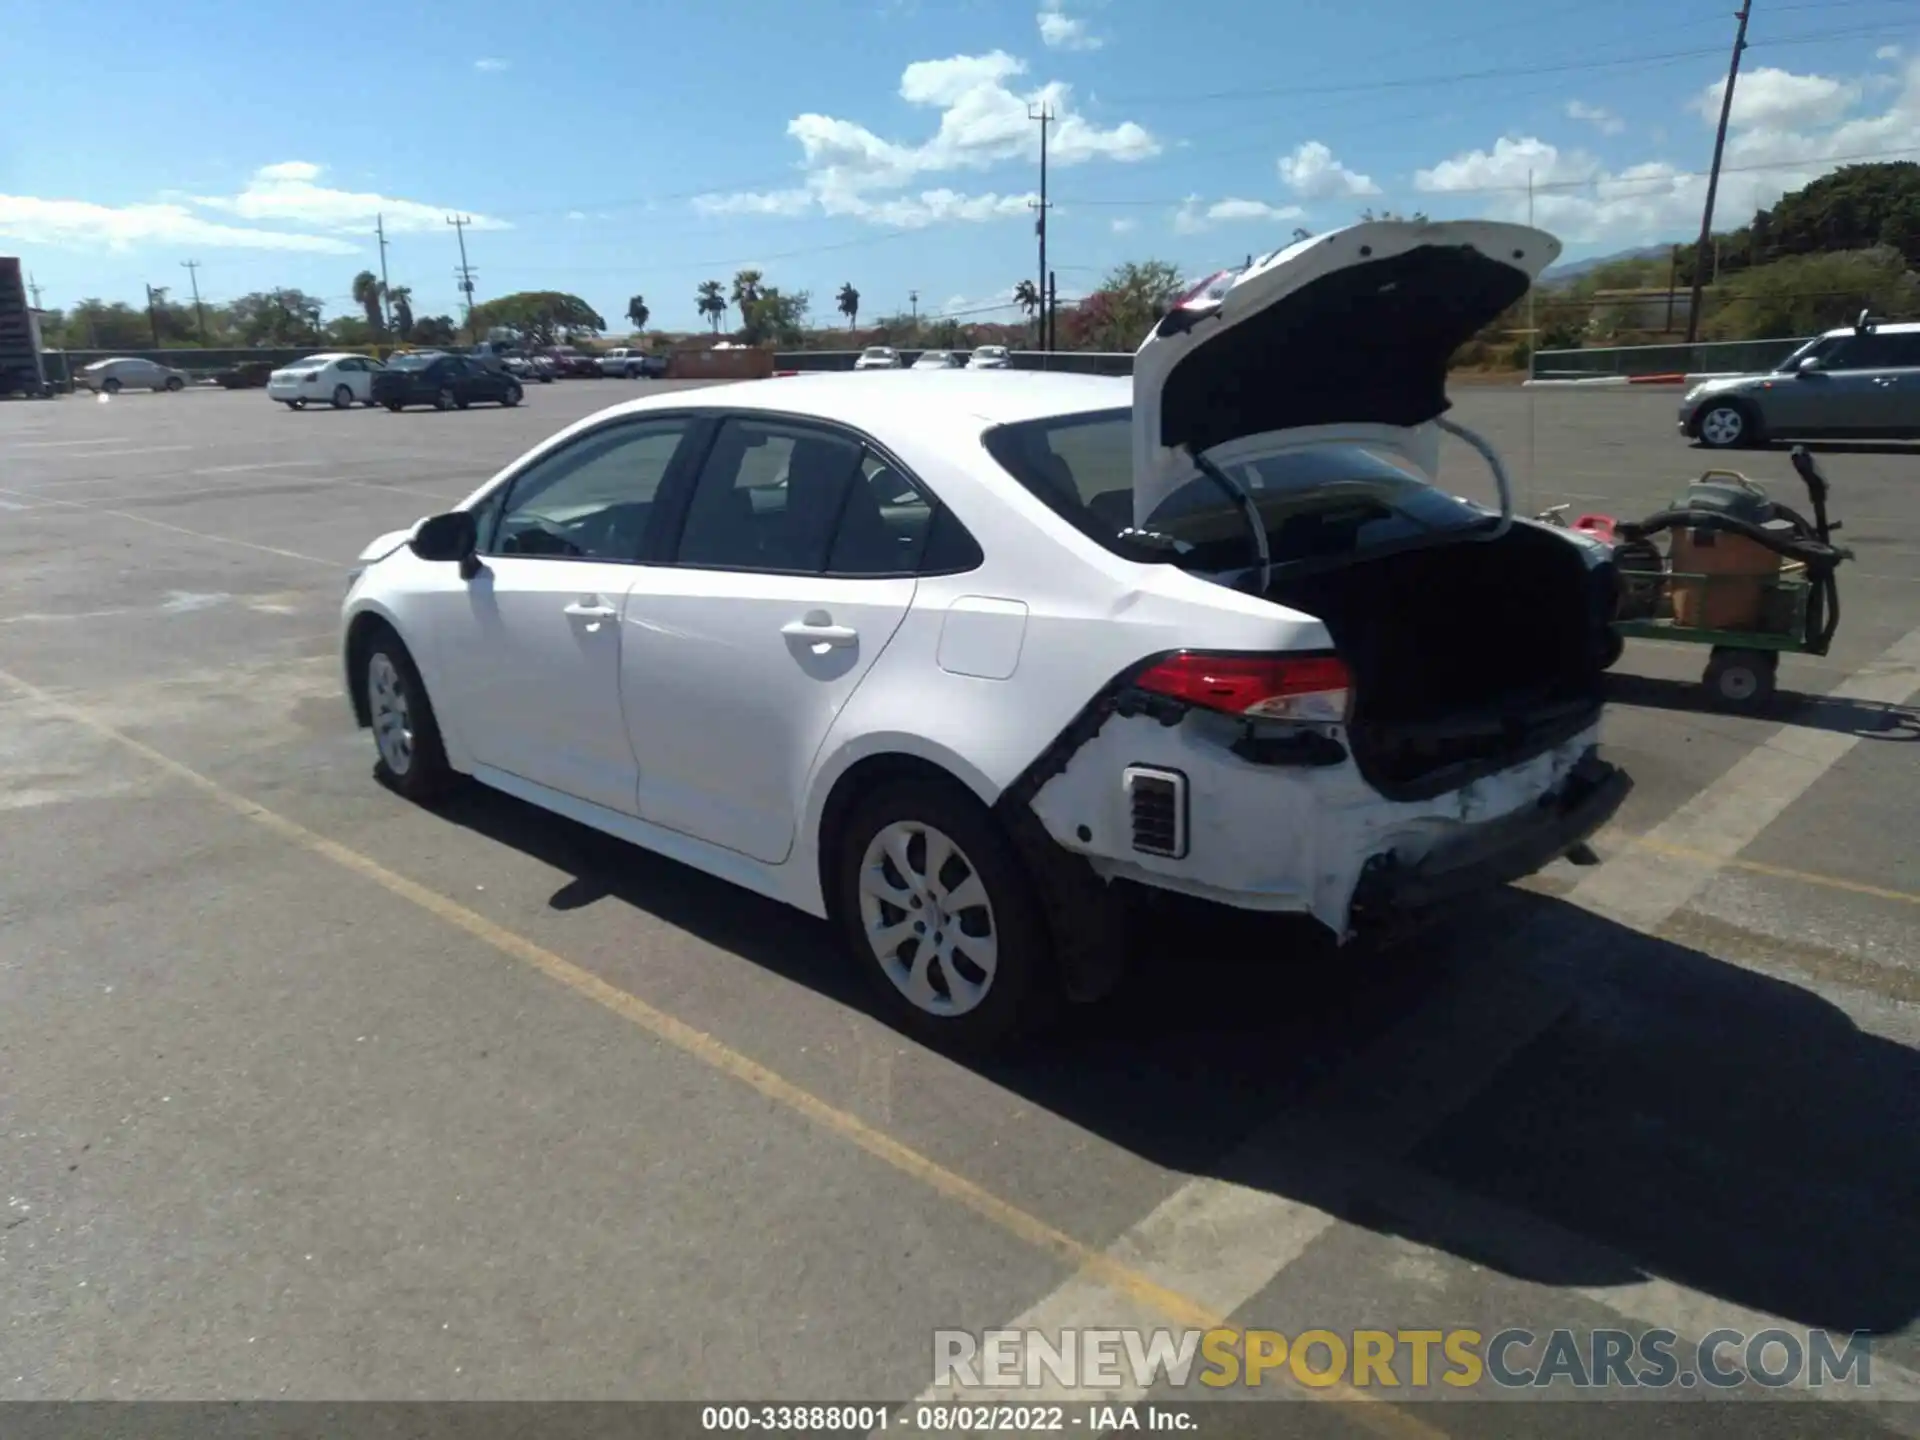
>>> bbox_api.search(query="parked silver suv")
[1679,314,1920,449]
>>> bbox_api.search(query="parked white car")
[268,353,384,410]
[853,346,901,370]
[967,345,1010,370]
[77,357,189,394]
[340,220,1628,1050]
[911,350,965,371]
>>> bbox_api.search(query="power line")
[1102,22,1910,107]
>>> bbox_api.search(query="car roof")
[639,369,1127,428]
[1820,319,1920,337]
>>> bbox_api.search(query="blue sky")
[3,0,1914,332]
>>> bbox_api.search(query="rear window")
[388,353,440,371]
[981,408,1488,571]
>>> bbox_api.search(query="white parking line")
[0,437,131,450]
[933,618,1920,1412]
[0,486,340,567]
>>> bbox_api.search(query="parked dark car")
[214,360,275,389]
[371,352,523,411]
[545,346,601,378]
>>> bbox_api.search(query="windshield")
[1774,335,1837,372]
[863,348,894,358]
[975,347,1006,357]
[388,353,440,371]
[981,409,1487,573]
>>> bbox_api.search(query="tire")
[330,383,352,409]
[501,383,522,407]
[435,387,456,411]
[385,400,403,412]
[1703,646,1778,712]
[289,399,306,411]
[625,365,640,379]
[834,776,1057,1053]
[164,375,184,392]
[362,628,456,803]
[102,378,122,395]
[1696,400,1757,449]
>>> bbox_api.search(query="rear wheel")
[501,383,522,407]
[289,398,306,411]
[363,631,456,802]
[164,375,184,392]
[1703,646,1778,711]
[1696,400,1757,449]
[834,777,1056,1053]
[385,400,403,412]
[435,387,456,411]
[102,377,122,395]
[331,383,353,409]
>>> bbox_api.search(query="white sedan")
[268,352,384,410]
[852,346,900,370]
[340,220,1629,1050]
[966,345,1010,370]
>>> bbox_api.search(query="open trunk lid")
[1131,219,1560,525]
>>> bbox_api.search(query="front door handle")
[781,617,858,648]
[564,600,618,620]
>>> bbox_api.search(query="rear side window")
[981,408,1136,547]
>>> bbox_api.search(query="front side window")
[483,418,693,562]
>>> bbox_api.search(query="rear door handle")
[781,618,858,647]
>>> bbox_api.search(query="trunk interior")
[1268,525,1616,802]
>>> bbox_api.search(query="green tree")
[228,289,324,345]
[1071,259,1186,351]
[411,315,459,346]
[387,286,415,341]
[325,316,377,347]
[470,291,607,346]
[1758,162,1920,266]
[625,295,650,332]
[1702,246,1920,341]
[352,270,386,337]
[696,280,727,332]
[1359,207,1430,222]
[836,282,860,329]
[737,286,808,346]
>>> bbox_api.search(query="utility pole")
[143,283,161,348]
[26,274,43,310]
[447,214,477,341]
[1047,271,1057,353]
[375,213,393,334]
[909,290,918,324]
[1685,1,1751,346]
[1029,102,1054,351]
[1665,243,1681,333]
[180,259,207,343]
[1526,170,1537,364]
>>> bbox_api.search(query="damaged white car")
[340,219,1630,1050]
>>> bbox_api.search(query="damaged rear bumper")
[1350,746,1630,927]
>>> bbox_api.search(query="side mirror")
[1796,356,1823,374]
[410,510,479,569]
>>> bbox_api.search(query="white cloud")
[1173,195,1305,235]
[1277,140,1381,200]
[474,57,510,72]
[1566,100,1626,136]
[692,50,1156,225]
[1413,58,1920,247]
[1111,216,1138,233]
[1693,66,1861,131]
[1878,45,1902,62]
[0,193,360,254]
[565,210,587,221]
[196,160,508,234]
[1037,0,1102,51]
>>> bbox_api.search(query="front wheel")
[331,384,353,409]
[364,632,456,802]
[102,378,122,395]
[289,398,306,410]
[165,375,184,392]
[384,400,403,412]
[501,383,522,407]
[1703,646,1779,711]
[435,387,456,411]
[834,777,1056,1053]
[1696,401,1756,449]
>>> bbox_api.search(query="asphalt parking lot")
[2,379,1917,1433]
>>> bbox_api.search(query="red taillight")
[1133,652,1351,722]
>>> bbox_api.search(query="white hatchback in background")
[853,346,901,370]
[967,345,1010,370]
[340,219,1630,1051]
[267,353,384,410]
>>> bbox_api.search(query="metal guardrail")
[770,350,1135,375]
[1531,337,1809,380]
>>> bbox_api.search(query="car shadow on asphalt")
[432,780,1920,1339]
[1604,672,1920,739]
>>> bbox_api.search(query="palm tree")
[352,270,385,337]
[1013,279,1041,342]
[836,282,860,330]
[387,286,414,341]
[730,269,764,327]
[696,280,727,333]
[626,294,650,333]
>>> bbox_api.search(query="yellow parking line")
[0,664,1439,1440]
[1618,833,1920,908]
